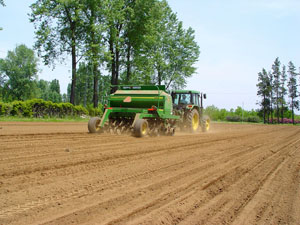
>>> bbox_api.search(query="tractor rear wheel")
[201,115,211,132]
[133,119,148,137]
[187,109,200,132]
[88,117,101,133]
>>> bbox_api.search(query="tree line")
[257,57,299,124]
[27,0,199,107]
[205,105,260,123]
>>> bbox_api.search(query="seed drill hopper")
[88,85,179,137]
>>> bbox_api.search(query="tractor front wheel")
[133,119,148,137]
[187,109,200,132]
[201,115,211,132]
[88,117,102,133]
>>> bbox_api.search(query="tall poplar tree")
[102,0,126,92]
[82,0,105,107]
[279,65,287,123]
[257,68,271,123]
[75,62,94,106]
[272,57,281,123]
[268,71,274,123]
[30,0,85,104]
[287,61,299,124]
[130,0,200,89]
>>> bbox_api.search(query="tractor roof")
[172,90,200,94]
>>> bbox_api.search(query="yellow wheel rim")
[141,122,148,135]
[205,120,210,131]
[192,113,199,131]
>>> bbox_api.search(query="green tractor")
[171,90,210,133]
[88,85,210,137]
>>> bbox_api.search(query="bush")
[246,116,260,123]
[11,101,32,117]
[270,118,300,124]
[0,99,99,118]
[74,105,89,116]
[0,102,12,116]
[86,104,103,117]
[226,116,241,122]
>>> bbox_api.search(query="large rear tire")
[201,115,210,132]
[88,117,101,133]
[187,109,200,133]
[133,119,148,137]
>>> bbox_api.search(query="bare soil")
[0,122,299,225]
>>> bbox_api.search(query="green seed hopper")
[88,85,179,137]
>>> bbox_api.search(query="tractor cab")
[173,93,192,105]
[171,90,206,109]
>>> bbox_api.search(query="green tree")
[131,1,200,89]
[30,0,85,105]
[37,79,49,99]
[268,71,274,123]
[257,68,271,123]
[204,105,219,121]
[0,63,6,99]
[287,61,299,124]
[49,79,60,93]
[271,57,281,123]
[81,0,106,107]
[73,62,110,107]
[102,0,128,92]
[122,0,159,84]
[0,44,38,101]
[62,93,68,102]
[74,62,94,106]
[279,65,287,123]
[37,79,62,103]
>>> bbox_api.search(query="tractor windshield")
[173,93,191,105]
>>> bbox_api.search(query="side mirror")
[203,93,207,99]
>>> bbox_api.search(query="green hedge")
[226,115,260,123]
[0,99,102,118]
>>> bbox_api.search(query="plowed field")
[0,122,300,225]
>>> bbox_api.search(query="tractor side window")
[195,94,199,106]
[173,94,179,105]
[191,94,196,104]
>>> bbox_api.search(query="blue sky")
[1,0,300,110]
